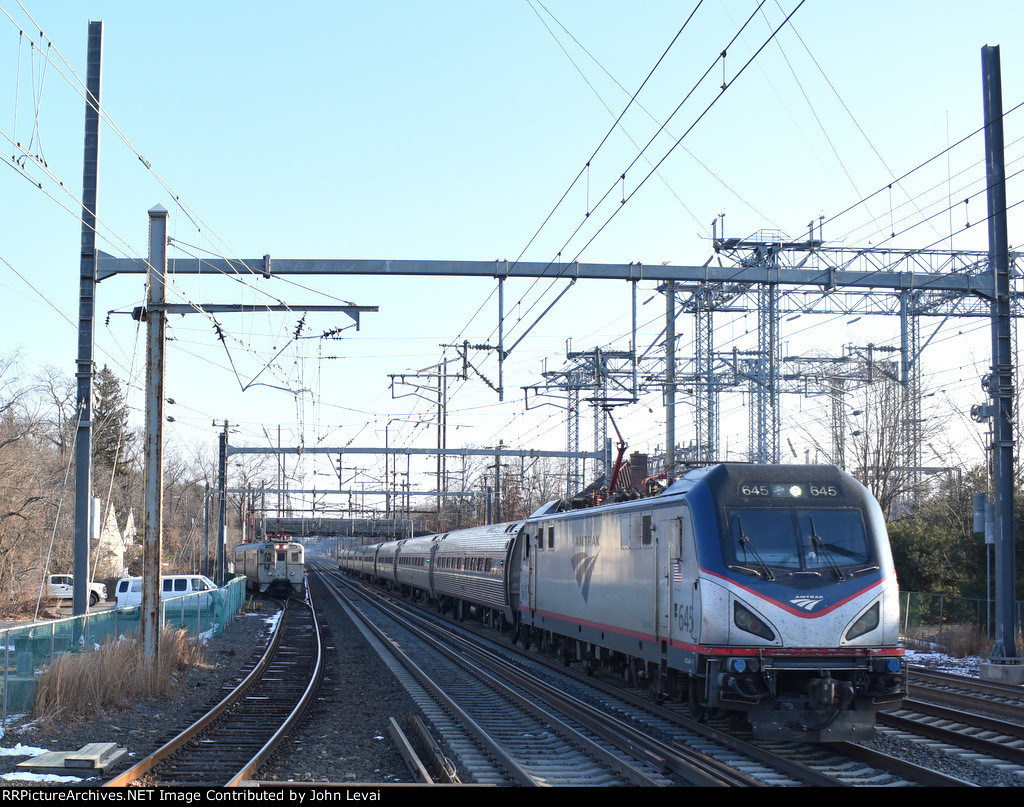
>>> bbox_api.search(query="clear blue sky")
[0,1,1020,505]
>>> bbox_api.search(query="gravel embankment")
[0,577,426,786]
[1,581,1019,788]
[255,574,426,785]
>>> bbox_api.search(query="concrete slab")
[979,661,1024,685]
[16,742,126,774]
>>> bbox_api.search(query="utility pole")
[142,204,168,659]
[665,282,677,472]
[438,363,447,528]
[493,451,502,524]
[203,482,210,579]
[73,21,102,616]
[979,44,1021,679]
[217,421,229,585]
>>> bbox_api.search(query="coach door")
[522,526,542,614]
[670,510,701,644]
[274,545,287,578]
[654,511,671,640]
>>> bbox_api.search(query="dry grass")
[30,628,211,728]
[939,623,993,658]
[903,622,993,658]
[0,594,61,621]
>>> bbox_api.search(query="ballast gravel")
[0,578,1021,788]
[0,579,422,787]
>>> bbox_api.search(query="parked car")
[114,574,218,610]
[45,574,107,607]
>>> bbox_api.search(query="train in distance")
[233,539,306,598]
[337,461,905,742]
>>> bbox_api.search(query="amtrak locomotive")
[338,463,905,741]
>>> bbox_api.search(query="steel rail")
[909,666,1024,701]
[908,666,1024,721]
[324,562,981,788]
[104,595,319,787]
[319,565,752,786]
[834,742,976,787]
[877,701,1024,767]
[401,601,760,787]
[228,597,323,785]
[319,576,541,787]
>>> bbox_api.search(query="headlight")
[872,657,902,673]
[846,602,880,640]
[727,657,760,673]
[734,601,776,641]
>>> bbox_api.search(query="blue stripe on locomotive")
[683,464,891,614]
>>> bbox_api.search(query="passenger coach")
[233,539,305,597]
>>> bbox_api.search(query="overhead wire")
[438,1,798,455]
[499,0,802,355]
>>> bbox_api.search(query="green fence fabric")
[899,590,1014,647]
[1,576,247,723]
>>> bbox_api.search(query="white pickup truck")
[46,574,107,606]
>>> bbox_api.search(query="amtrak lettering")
[789,595,824,611]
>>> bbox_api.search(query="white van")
[114,574,218,610]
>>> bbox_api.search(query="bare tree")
[32,365,77,457]
[846,374,949,517]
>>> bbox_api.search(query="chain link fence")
[1,576,248,724]
[900,590,1024,653]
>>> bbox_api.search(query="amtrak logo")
[571,551,599,602]
[790,596,824,611]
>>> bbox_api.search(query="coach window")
[548,526,555,548]
[642,514,653,546]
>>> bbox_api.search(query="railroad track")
[908,666,1024,720]
[316,562,974,787]
[877,699,1024,766]
[316,566,738,786]
[469,615,969,787]
[103,596,322,787]
[842,665,1024,776]
[542,663,973,787]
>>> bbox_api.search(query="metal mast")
[980,44,1020,671]
[73,21,102,615]
[753,249,781,464]
[900,289,923,498]
[142,205,168,658]
[694,285,719,463]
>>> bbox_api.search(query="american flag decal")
[672,562,683,583]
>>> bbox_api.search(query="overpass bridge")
[259,517,419,541]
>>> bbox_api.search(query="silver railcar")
[432,521,523,624]
[233,540,305,597]
[374,540,403,587]
[394,535,440,598]
[338,464,905,742]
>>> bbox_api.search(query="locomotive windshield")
[725,507,873,577]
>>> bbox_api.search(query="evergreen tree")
[92,365,134,477]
